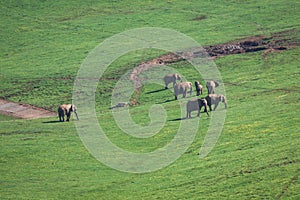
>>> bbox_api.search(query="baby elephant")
[174,81,193,100]
[205,94,227,111]
[58,104,79,122]
[163,73,182,89]
[194,81,203,96]
[186,98,209,118]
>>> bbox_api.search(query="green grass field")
[1,0,299,199]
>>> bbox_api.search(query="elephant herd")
[57,73,227,122]
[163,73,227,119]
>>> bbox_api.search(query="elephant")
[205,94,227,111]
[186,98,209,118]
[163,73,182,89]
[111,102,129,109]
[206,80,219,94]
[194,81,203,96]
[174,81,192,100]
[58,104,79,122]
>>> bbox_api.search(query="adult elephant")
[163,73,182,89]
[206,80,219,94]
[174,82,192,100]
[58,104,79,122]
[186,98,209,118]
[205,94,227,111]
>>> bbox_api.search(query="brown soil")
[0,99,56,119]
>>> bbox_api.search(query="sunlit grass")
[0,0,299,199]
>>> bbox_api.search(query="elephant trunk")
[222,97,227,109]
[74,111,79,120]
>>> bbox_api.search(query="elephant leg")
[206,110,209,116]
[203,106,207,113]
[66,112,71,122]
[197,109,200,117]
[60,113,65,122]
[213,102,219,111]
[204,106,209,114]
[183,90,187,98]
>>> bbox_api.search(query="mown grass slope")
[1,0,299,199]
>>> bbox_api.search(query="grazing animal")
[163,73,182,89]
[194,81,203,96]
[186,98,209,118]
[111,102,129,109]
[58,104,79,122]
[206,80,219,94]
[205,94,227,111]
[174,82,193,100]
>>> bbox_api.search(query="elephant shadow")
[146,88,168,94]
[158,99,176,104]
[168,117,186,121]
[42,120,61,124]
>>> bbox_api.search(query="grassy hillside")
[1,0,299,199]
[1,0,299,108]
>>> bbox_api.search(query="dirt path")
[129,29,299,104]
[0,99,56,119]
[1,29,298,118]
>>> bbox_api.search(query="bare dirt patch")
[0,99,56,119]
[129,29,299,104]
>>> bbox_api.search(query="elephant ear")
[177,74,182,81]
[222,95,226,102]
[70,105,75,112]
[198,99,204,105]
[215,81,219,87]
[219,96,223,101]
